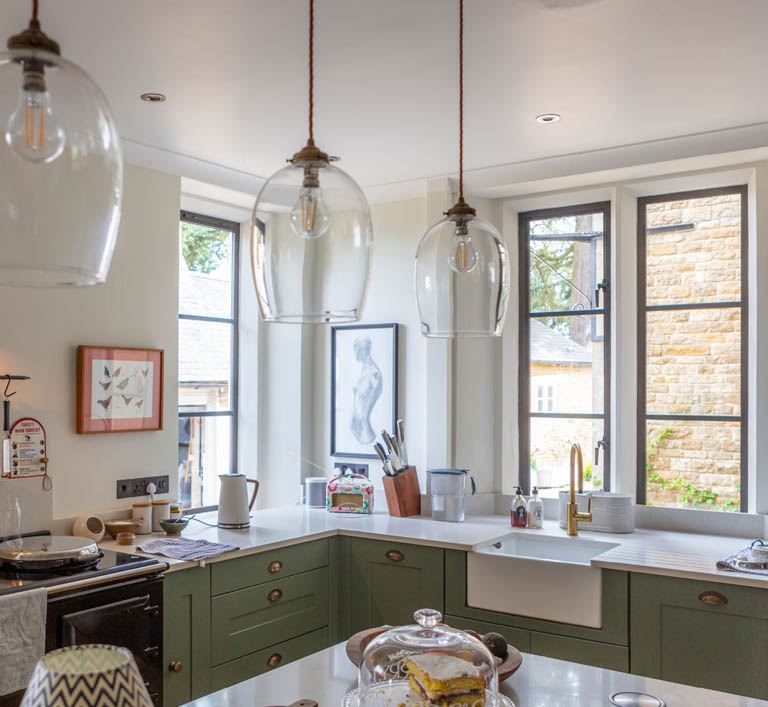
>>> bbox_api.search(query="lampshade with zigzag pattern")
[21,644,152,707]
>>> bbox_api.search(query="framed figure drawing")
[331,324,398,458]
[77,346,164,434]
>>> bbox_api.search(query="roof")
[530,319,592,366]
[178,262,232,384]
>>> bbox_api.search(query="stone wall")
[644,193,742,510]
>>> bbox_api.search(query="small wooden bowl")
[104,520,141,540]
[345,626,523,683]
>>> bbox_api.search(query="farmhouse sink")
[466,533,619,628]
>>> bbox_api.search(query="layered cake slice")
[405,652,485,706]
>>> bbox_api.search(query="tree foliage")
[181,222,230,274]
[528,214,595,341]
[529,240,575,314]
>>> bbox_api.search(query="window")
[533,380,557,412]
[519,203,611,497]
[637,186,746,512]
[178,211,239,509]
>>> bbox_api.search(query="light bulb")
[448,225,478,274]
[290,185,330,239]
[5,68,65,164]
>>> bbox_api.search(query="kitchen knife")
[396,419,407,466]
[373,442,388,464]
[373,442,393,476]
[381,430,403,471]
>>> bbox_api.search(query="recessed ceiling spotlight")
[140,92,166,103]
[536,113,561,123]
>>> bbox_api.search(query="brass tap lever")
[567,443,592,536]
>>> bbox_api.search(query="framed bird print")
[77,346,164,434]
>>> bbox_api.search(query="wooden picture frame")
[77,345,164,434]
[331,323,398,458]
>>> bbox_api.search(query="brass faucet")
[567,443,592,536]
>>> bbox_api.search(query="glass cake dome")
[356,608,502,707]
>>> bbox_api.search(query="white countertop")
[184,641,768,706]
[99,505,767,587]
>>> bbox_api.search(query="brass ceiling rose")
[289,138,331,165]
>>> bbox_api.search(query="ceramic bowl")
[159,518,189,536]
[104,520,141,540]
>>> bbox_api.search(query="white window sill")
[491,493,765,538]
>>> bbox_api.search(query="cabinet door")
[631,573,768,699]
[349,538,444,633]
[163,566,211,707]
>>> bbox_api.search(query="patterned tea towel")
[0,587,46,695]
[137,538,239,561]
[716,543,768,575]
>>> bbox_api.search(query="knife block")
[382,466,421,517]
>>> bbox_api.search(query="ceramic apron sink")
[466,534,619,628]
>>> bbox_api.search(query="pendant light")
[0,0,122,287]
[414,0,509,338]
[251,0,373,323]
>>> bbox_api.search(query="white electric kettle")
[217,474,259,529]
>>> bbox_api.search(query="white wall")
[311,197,429,490]
[0,164,180,522]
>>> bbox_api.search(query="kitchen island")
[184,642,768,706]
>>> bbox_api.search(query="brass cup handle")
[267,652,282,668]
[268,588,283,602]
[699,590,728,606]
[268,560,283,573]
[386,549,404,562]
[168,661,183,673]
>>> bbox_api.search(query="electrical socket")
[334,462,369,478]
[116,475,170,499]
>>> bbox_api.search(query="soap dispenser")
[511,486,528,528]
[527,486,543,528]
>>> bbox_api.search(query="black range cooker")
[0,535,167,707]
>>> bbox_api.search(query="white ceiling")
[9,0,768,191]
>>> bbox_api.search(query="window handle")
[594,280,608,308]
[594,439,608,466]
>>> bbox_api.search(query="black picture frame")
[331,323,399,458]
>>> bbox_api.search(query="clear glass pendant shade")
[415,211,510,337]
[0,48,122,287]
[252,159,373,323]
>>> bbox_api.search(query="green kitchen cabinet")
[530,632,628,671]
[631,573,768,700]
[444,550,629,647]
[210,538,329,596]
[211,566,330,666]
[163,565,211,707]
[210,627,329,692]
[349,538,444,633]
[444,615,531,652]
[329,535,351,642]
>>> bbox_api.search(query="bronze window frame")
[178,210,240,512]
[518,201,612,494]
[635,185,748,510]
